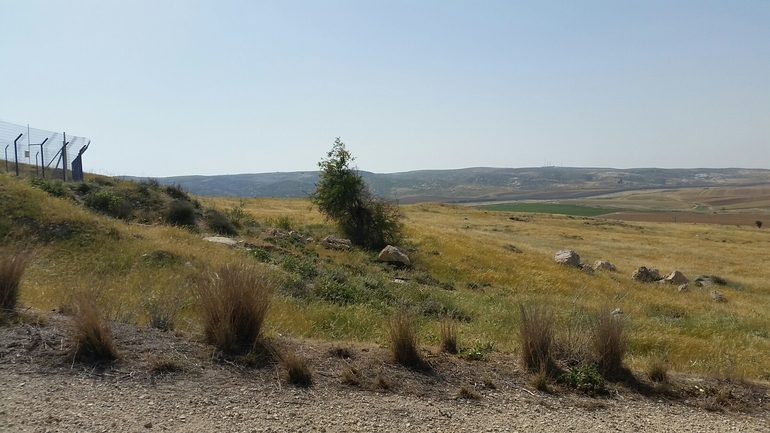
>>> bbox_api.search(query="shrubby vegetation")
[311,138,403,250]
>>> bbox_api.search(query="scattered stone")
[144,421,153,429]
[289,231,312,244]
[321,236,353,251]
[663,270,689,285]
[554,250,581,267]
[678,283,689,292]
[632,266,661,283]
[377,245,410,267]
[611,308,624,315]
[579,263,595,275]
[711,290,727,303]
[593,260,617,272]
[203,236,238,247]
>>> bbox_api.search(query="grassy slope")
[3,172,770,380]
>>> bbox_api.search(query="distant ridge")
[122,167,770,203]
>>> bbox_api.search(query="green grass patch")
[478,202,618,216]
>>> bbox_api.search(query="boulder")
[321,235,353,251]
[632,266,661,283]
[203,236,238,247]
[377,245,410,267]
[554,250,581,267]
[678,283,689,292]
[593,260,617,272]
[663,270,689,285]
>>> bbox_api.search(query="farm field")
[476,202,619,216]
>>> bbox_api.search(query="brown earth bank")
[598,212,769,226]
[2,310,769,432]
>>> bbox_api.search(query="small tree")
[756,220,762,229]
[312,138,402,250]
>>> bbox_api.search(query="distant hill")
[123,167,770,203]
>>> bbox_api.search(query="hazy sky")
[1,1,768,177]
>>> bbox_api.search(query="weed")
[145,286,187,332]
[463,341,494,361]
[558,363,605,395]
[151,356,184,374]
[387,309,422,367]
[314,278,359,305]
[69,288,119,363]
[530,366,549,391]
[281,349,313,387]
[647,359,669,383]
[248,247,272,263]
[194,263,273,354]
[519,304,555,373]
[482,374,497,390]
[329,346,355,359]
[440,318,458,354]
[280,255,318,280]
[372,373,390,390]
[29,177,68,198]
[0,250,30,315]
[593,308,627,378]
[457,384,481,399]
[341,364,361,386]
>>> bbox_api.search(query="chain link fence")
[0,120,90,181]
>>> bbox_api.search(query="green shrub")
[164,184,189,201]
[314,277,359,305]
[205,209,237,235]
[280,255,318,280]
[311,138,403,250]
[30,177,67,198]
[165,199,197,227]
[558,363,605,395]
[84,190,131,219]
[248,247,272,263]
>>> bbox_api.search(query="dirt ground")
[1,310,769,432]
[598,212,768,226]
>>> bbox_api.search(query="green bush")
[165,199,197,227]
[249,248,272,263]
[558,363,605,395]
[311,138,403,250]
[30,177,67,198]
[205,209,237,236]
[314,278,359,305]
[279,255,318,280]
[84,190,131,219]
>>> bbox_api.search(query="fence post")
[4,145,8,172]
[36,151,40,176]
[61,132,67,182]
[13,133,23,177]
[36,138,48,179]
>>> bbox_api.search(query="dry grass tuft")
[440,318,458,354]
[457,384,481,399]
[387,310,422,367]
[69,288,119,363]
[593,308,627,379]
[530,366,549,391]
[341,364,361,386]
[647,359,669,383]
[519,304,554,373]
[281,349,313,387]
[371,373,391,390]
[151,356,184,374]
[195,263,273,355]
[0,250,31,316]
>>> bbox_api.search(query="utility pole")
[13,133,23,176]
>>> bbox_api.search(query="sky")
[1,1,768,177]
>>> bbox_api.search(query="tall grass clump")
[69,288,119,362]
[387,310,422,367]
[519,304,555,373]
[0,251,30,316]
[195,263,273,354]
[440,318,458,354]
[593,308,627,379]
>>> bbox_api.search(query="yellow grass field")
[4,174,770,381]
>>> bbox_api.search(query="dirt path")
[1,312,768,432]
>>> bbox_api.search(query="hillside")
[127,167,770,202]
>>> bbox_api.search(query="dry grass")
[0,250,30,316]
[387,310,422,367]
[195,263,273,354]
[530,366,549,391]
[280,349,313,387]
[439,318,458,354]
[457,384,481,399]
[341,364,361,386]
[519,304,554,373]
[593,308,627,379]
[647,359,669,383]
[69,288,119,363]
